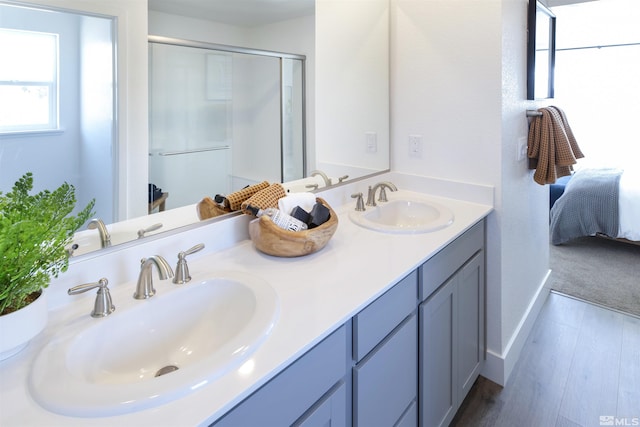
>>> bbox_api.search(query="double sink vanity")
[0,172,493,426]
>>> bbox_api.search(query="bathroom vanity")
[213,221,484,427]
[0,173,492,426]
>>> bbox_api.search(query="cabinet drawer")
[419,220,484,301]
[353,270,417,361]
[212,325,347,427]
[353,314,417,427]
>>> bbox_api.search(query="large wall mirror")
[0,0,390,257]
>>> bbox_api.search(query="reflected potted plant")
[0,173,94,360]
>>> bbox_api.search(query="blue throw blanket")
[550,168,623,245]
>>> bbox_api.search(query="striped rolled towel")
[225,181,270,211]
[241,183,287,215]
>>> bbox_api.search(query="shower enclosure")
[148,36,306,211]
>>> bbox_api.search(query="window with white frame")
[0,28,59,133]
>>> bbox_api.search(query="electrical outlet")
[409,134,423,158]
[517,136,528,161]
[365,132,377,153]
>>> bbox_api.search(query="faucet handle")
[351,193,366,212]
[366,186,377,207]
[173,243,205,284]
[338,175,349,183]
[68,278,115,318]
[137,223,163,238]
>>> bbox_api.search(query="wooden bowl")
[248,197,338,257]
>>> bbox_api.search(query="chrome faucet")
[351,193,366,211]
[173,243,205,284]
[134,255,174,299]
[310,170,332,187]
[366,182,398,207]
[87,218,111,248]
[68,278,115,318]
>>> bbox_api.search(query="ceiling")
[147,0,315,27]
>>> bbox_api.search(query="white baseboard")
[481,270,551,386]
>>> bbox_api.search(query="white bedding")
[618,169,640,241]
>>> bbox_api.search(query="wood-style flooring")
[451,292,640,427]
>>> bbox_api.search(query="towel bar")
[157,145,231,156]
[526,110,543,117]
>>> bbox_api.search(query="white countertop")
[0,177,492,427]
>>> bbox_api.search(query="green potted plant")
[0,172,94,360]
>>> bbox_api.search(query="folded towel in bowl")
[278,192,316,215]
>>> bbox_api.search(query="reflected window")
[0,29,58,132]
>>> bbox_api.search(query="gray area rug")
[549,236,640,317]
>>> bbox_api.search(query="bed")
[550,168,640,245]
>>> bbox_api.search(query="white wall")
[391,0,550,385]
[498,0,551,383]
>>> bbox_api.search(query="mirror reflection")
[0,0,390,257]
[0,2,116,224]
[148,38,306,212]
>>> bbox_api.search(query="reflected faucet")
[87,218,111,248]
[137,223,163,238]
[310,170,332,187]
[366,182,398,207]
[134,255,174,300]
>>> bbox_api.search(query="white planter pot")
[0,291,48,361]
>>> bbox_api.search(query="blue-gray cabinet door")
[419,275,458,427]
[353,313,418,427]
[457,251,485,400]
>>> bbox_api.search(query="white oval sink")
[349,194,454,234]
[29,271,279,417]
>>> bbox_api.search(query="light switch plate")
[366,132,377,153]
[517,137,528,161]
[409,134,423,158]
